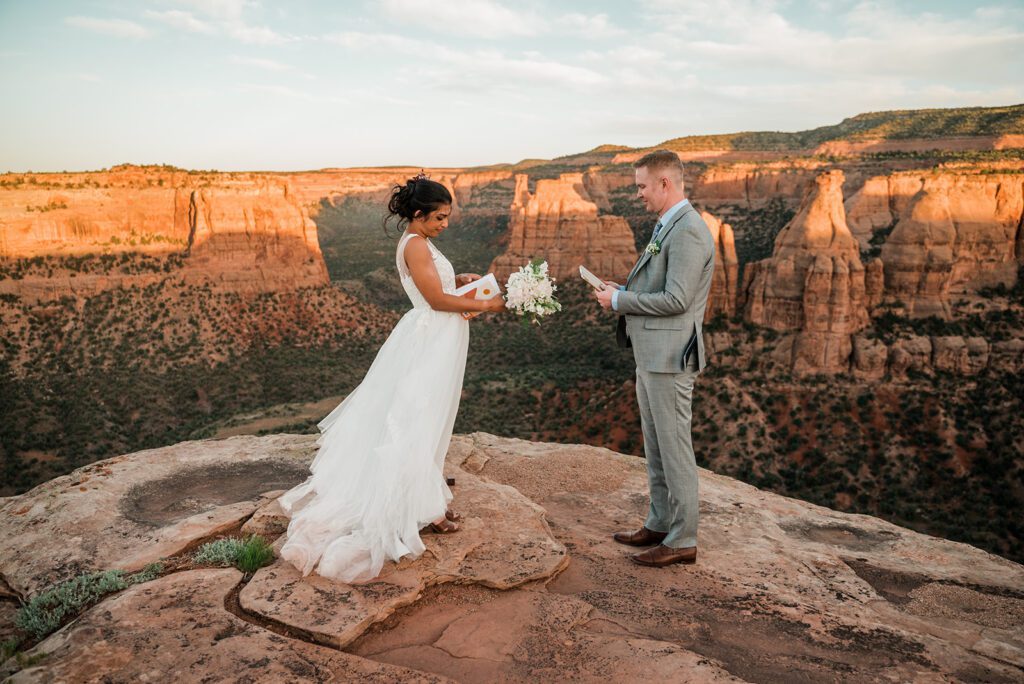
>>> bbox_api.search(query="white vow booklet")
[455,273,501,319]
[454,273,501,299]
[578,265,605,290]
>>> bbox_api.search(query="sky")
[1,0,1022,171]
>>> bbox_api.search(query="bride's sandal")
[425,518,460,534]
[445,509,462,523]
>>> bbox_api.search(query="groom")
[595,150,714,567]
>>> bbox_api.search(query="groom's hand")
[595,284,615,310]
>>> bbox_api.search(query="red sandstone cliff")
[683,162,826,209]
[742,170,879,373]
[489,174,638,283]
[877,173,1022,318]
[0,168,329,301]
[702,211,739,321]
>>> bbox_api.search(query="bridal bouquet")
[504,259,561,325]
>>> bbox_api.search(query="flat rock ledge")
[6,569,451,683]
[0,434,315,598]
[238,437,569,647]
[2,431,1022,683]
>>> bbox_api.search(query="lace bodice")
[396,232,457,309]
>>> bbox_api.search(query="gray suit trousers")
[635,359,700,548]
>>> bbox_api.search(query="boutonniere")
[645,240,662,256]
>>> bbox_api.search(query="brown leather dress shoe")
[630,544,697,567]
[613,526,668,547]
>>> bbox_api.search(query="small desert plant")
[235,536,275,573]
[1,637,20,663]
[0,637,45,669]
[192,535,274,573]
[14,563,163,640]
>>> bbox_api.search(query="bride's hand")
[462,297,505,319]
[482,297,506,313]
[456,273,482,286]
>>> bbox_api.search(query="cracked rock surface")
[2,432,1023,682]
[7,569,451,683]
[239,445,567,647]
[0,434,314,598]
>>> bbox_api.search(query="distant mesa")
[614,103,1024,162]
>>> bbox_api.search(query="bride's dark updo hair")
[384,173,453,234]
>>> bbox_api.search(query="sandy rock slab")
[0,434,317,597]
[2,569,451,683]
[354,588,743,683]
[450,432,1024,683]
[239,449,567,647]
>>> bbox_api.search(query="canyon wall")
[0,167,330,301]
[702,210,739,320]
[742,170,880,374]
[685,162,825,208]
[879,173,1023,317]
[489,173,638,283]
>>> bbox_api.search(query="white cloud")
[145,10,215,34]
[378,0,542,38]
[225,23,290,45]
[642,0,1024,83]
[234,83,344,104]
[229,55,289,72]
[556,12,624,38]
[153,0,294,44]
[228,55,315,80]
[65,16,152,40]
[174,0,250,22]
[327,31,606,92]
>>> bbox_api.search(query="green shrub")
[192,535,274,573]
[236,535,275,573]
[14,563,162,640]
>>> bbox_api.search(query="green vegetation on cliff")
[654,104,1024,152]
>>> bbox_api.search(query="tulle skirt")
[278,306,469,583]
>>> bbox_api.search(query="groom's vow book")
[579,265,605,290]
[455,273,501,319]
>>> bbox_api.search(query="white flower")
[503,260,561,324]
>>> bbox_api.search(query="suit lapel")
[625,205,693,286]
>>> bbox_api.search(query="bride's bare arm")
[404,238,503,314]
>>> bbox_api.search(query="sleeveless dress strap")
[396,233,422,280]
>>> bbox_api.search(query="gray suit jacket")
[615,203,715,373]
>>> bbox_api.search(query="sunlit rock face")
[489,173,638,283]
[880,173,1024,318]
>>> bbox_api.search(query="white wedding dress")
[278,232,469,583]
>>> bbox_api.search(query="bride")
[278,175,505,584]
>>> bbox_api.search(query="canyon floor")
[1,433,1022,683]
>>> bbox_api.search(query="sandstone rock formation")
[581,168,635,212]
[0,168,329,302]
[745,170,871,333]
[489,174,638,283]
[691,162,823,208]
[843,175,925,249]
[881,173,1023,318]
[702,210,739,320]
[742,170,879,374]
[851,334,888,380]
[3,433,1023,682]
